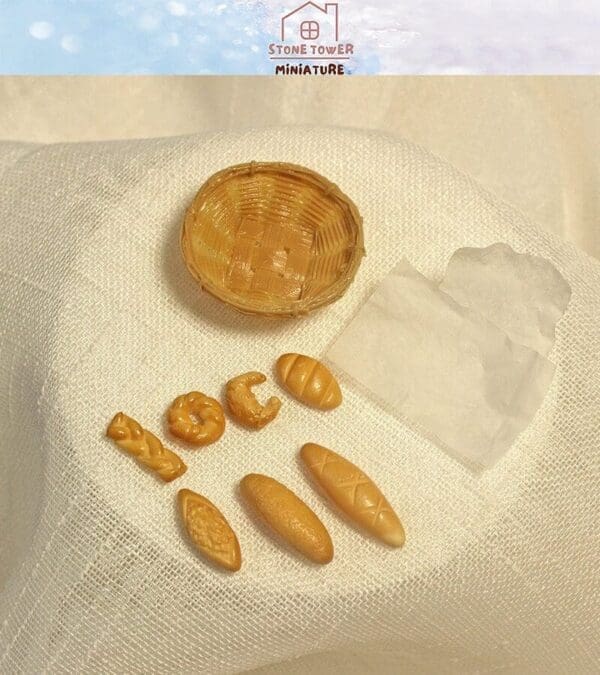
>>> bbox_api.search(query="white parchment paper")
[327,257,561,470]
[440,243,572,355]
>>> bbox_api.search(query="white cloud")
[138,12,161,31]
[60,35,81,53]
[114,2,134,17]
[437,66,478,75]
[167,1,187,16]
[164,32,180,46]
[222,48,246,60]
[29,21,54,40]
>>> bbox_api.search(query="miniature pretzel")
[167,391,225,445]
[106,412,186,482]
[225,371,282,429]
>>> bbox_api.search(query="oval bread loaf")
[178,489,242,571]
[276,353,342,410]
[301,443,405,547]
[240,473,333,564]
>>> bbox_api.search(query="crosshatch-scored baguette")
[276,353,342,410]
[300,443,405,547]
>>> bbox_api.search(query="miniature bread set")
[105,163,405,572]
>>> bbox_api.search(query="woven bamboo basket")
[180,162,364,318]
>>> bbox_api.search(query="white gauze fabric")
[0,127,599,674]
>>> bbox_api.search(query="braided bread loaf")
[107,412,186,482]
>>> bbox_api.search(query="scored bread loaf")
[276,353,342,410]
[301,443,405,547]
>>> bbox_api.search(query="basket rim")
[180,161,365,318]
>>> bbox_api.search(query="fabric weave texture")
[0,127,599,674]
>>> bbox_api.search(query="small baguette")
[276,353,342,410]
[240,473,333,564]
[178,489,242,572]
[300,443,405,547]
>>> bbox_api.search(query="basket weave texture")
[181,162,364,317]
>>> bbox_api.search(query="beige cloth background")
[0,76,599,261]
[1,123,598,675]
[1,78,599,675]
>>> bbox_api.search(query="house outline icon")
[281,2,339,42]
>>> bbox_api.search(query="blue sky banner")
[0,0,599,74]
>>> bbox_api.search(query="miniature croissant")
[225,371,281,429]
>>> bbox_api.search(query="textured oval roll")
[180,162,364,318]
[240,474,333,564]
[276,353,342,410]
[300,443,405,547]
[178,489,242,572]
